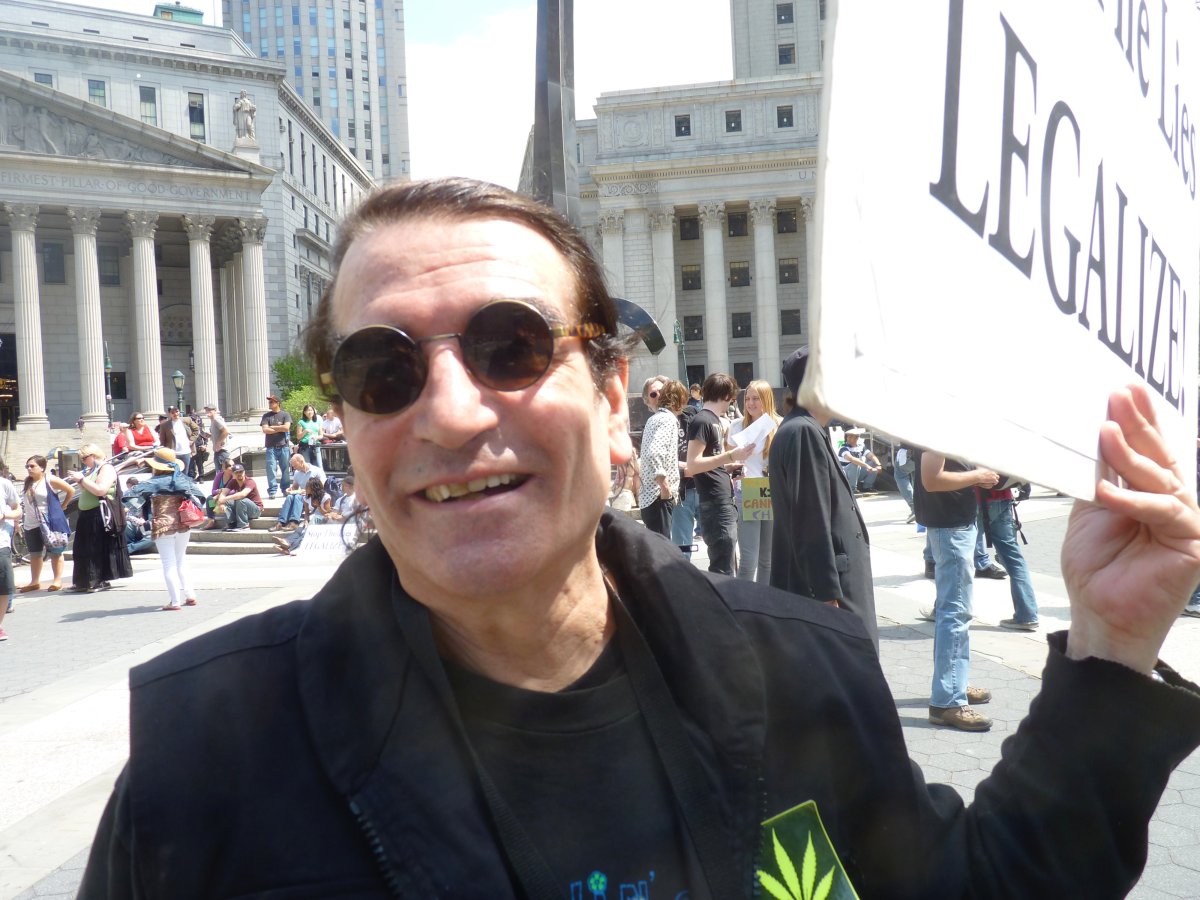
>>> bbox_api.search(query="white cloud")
[407,0,732,188]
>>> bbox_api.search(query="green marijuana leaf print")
[757,829,835,900]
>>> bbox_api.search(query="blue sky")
[48,0,733,186]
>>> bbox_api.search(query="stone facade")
[220,0,410,184]
[0,0,372,430]
[523,0,827,390]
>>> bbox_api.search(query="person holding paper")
[78,180,1200,900]
[731,380,781,583]
[768,348,879,648]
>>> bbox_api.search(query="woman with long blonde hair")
[730,380,782,582]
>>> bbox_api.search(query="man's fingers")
[1098,420,1184,499]
[1107,386,1180,478]
[1095,477,1200,538]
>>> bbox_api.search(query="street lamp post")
[104,342,114,427]
[172,370,185,412]
[673,319,687,383]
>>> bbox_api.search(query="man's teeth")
[425,472,521,502]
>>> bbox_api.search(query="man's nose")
[408,341,501,448]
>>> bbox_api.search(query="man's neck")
[405,558,614,693]
[702,401,727,416]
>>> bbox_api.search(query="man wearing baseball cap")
[260,395,292,499]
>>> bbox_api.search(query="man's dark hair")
[304,177,628,398]
[701,372,738,403]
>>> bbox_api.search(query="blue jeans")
[278,493,305,525]
[895,467,915,512]
[842,463,877,493]
[924,527,990,569]
[175,452,192,475]
[983,499,1039,623]
[735,495,773,583]
[227,498,262,529]
[928,522,976,709]
[671,488,699,557]
[264,445,291,496]
[697,498,738,576]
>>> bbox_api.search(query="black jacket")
[79,513,1200,899]
[768,408,879,648]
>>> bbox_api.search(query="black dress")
[72,491,133,591]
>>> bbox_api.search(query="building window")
[777,2,793,24]
[359,10,367,30]
[727,212,748,237]
[820,0,826,19]
[681,265,702,291]
[259,7,267,26]
[326,5,334,27]
[345,38,352,58]
[346,67,354,79]
[188,93,206,142]
[733,362,755,387]
[329,86,338,108]
[243,11,251,32]
[313,89,321,107]
[779,258,800,284]
[683,315,704,341]
[360,41,368,60]
[87,79,106,107]
[778,44,796,66]
[41,242,65,284]
[348,120,355,139]
[139,85,157,125]
[679,216,699,241]
[777,208,798,233]
[292,4,300,24]
[365,148,372,161]
[777,106,795,129]
[725,110,742,133]
[308,3,316,24]
[674,114,691,137]
[729,262,750,288]
[33,72,54,87]
[97,245,120,286]
[361,69,369,82]
[328,37,336,57]
[109,371,128,401]
[343,8,351,27]
[781,308,804,335]
[275,5,283,27]
[310,36,319,58]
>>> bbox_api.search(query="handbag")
[178,498,205,528]
[100,472,127,536]
[38,488,71,551]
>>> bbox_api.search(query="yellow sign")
[743,477,772,521]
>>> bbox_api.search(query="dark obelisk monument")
[530,0,579,225]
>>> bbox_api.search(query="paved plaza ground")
[1,488,1197,898]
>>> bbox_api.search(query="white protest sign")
[807,0,1199,499]
[730,412,777,453]
[297,522,358,558]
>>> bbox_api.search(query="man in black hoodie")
[671,401,700,558]
[769,346,879,648]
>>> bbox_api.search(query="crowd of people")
[0,398,360,640]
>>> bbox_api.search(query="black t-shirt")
[260,410,292,448]
[447,643,695,898]
[686,408,731,504]
[912,449,978,528]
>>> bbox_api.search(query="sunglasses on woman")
[324,299,606,415]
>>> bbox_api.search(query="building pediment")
[0,70,266,175]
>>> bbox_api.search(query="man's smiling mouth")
[424,472,528,503]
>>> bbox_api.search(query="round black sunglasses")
[324,299,606,415]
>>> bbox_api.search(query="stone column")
[126,210,165,416]
[750,199,780,386]
[698,201,728,376]
[68,207,109,425]
[5,203,49,428]
[239,217,270,418]
[182,215,219,410]
[597,211,625,299]
[648,208,681,379]
[218,264,233,414]
[229,254,245,416]
[800,197,816,338]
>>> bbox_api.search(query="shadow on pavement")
[58,606,162,622]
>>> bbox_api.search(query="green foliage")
[282,385,328,435]
[271,352,316,399]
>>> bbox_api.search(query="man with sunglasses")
[81,179,1200,900]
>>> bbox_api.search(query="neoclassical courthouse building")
[0,0,373,436]
[528,0,825,391]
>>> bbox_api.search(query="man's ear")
[603,360,633,466]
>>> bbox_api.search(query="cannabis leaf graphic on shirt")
[757,830,834,900]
